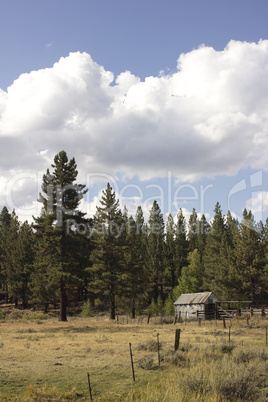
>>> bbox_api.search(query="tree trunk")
[59,279,68,321]
[22,296,28,309]
[5,285,8,304]
[131,296,136,319]
[110,294,115,320]
[44,302,49,314]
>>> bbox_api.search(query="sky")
[1,0,268,226]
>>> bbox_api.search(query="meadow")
[0,308,267,401]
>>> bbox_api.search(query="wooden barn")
[174,292,219,320]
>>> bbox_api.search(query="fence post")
[147,313,151,324]
[228,326,231,343]
[157,333,160,366]
[87,373,93,401]
[129,343,135,381]
[174,329,181,351]
[266,327,267,347]
[237,302,240,317]
[178,311,182,323]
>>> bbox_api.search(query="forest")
[0,151,267,321]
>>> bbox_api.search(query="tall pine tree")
[203,202,226,297]
[146,201,165,302]
[174,208,189,283]
[33,151,88,321]
[233,209,267,304]
[90,183,124,319]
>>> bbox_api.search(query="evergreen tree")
[3,210,20,305]
[7,220,34,308]
[90,183,124,319]
[196,214,210,259]
[233,209,267,304]
[146,201,165,302]
[135,205,144,235]
[33,150,88,321]
[0,207,12,302]
[174,208,189,282]
[175,249,203,295]
[122,214,147,318]
[188,208,198,252]
[165,214,176,288]
[203,202,226,296]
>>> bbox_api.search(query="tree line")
[0,151,267,321]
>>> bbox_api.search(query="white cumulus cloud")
[1,40,268,220]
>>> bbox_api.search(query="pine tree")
[7,220,34,308]
[174,208,189,282]
[0,207,12,302]
[188,208,198,252]
[122,214,147,318]
[196,214,210,259]
[175,249,203,295]
[33,150,88,321]
[146,201,165,302]
[165,214,176,288]
[90,183,124,319]
[203,202,226,296]
[3,210,20,305]
[233,209,267,303]
[135,206,144,235]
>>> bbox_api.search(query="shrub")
[179,357,265,401]
[164,351,189,367]
[182,368,211,397]
[149,296,164,316]
[136,339,161,352]
[27,385,80,400]
[80,300,94,317]
[137,356,156,370]
[219,342,235,354]
[23,313,48,320]
[233,348,268,364]
[211,360,262,401]
[0,310,6,320]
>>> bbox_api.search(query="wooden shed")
[174,292,219,320]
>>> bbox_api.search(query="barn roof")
[174,292,217,305]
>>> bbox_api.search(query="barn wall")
[175,303,205,319]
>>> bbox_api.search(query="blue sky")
[1,0,268,225]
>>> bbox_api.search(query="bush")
[164,351,189,367]
[27,385,80,400]
[233,348,268,364]
[219,342,235,354]
[211,360,262,401]
[137,356,156,370]
[23,313,48,320]
[179,357,265,401]
[0,310,6,320]
[137,339,161,352]
[149,296,164,316]
[80,300,94,317]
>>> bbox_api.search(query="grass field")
[0,309,267,401]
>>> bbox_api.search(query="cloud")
[1,40,268,220]
[246,191,268,216]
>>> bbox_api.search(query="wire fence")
[87,316,268,400]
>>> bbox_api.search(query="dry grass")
[0,310,267,400]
